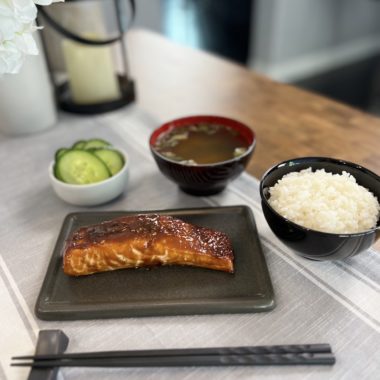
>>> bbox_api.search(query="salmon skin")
[63,214,234,276]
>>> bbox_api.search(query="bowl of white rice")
[260,157,380,260]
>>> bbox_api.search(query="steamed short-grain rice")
[268,168,379,234]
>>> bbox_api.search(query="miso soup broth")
[153,123,250,165]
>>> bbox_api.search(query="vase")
[0,33,57,136]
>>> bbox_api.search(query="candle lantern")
[38,0,135,114]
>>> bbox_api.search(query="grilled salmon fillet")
[63,214,234,276]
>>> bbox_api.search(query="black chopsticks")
[11,344,335,368]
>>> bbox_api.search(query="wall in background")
[250,0,380,82]
[133,0,163,32]
[133,0,252,64]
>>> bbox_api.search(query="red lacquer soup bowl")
[149,115,256,196]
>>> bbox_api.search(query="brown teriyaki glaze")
[64,214,234,276]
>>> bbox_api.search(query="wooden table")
[127,29,380,179]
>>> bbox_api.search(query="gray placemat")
[0,104,379,380]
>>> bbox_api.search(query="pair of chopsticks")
[11,344,335,368]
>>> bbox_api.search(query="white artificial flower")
[0,0,36,43]
[0,41,24,74]
[13,23,39,54]
[0,0,37,27]
[0,0,63,75]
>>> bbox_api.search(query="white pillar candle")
[63,39,121,105]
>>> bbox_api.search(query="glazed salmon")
[63,214,234,276]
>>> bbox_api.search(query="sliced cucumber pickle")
[83,138,111,150]
[92,149,125,176]
[55,148,69,161]
[55,150,111,184]
[72,140,87,149]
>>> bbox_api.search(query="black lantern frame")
[38,0,136,114]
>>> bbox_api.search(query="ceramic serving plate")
[35,206,275,320]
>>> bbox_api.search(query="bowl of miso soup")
[149,115,256,195]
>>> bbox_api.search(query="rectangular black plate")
[35,206,275,320]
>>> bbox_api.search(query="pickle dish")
[49,146,129,206]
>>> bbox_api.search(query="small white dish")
[49,149,129,206]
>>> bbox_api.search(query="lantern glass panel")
[39,0,135,114]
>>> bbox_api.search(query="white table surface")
[0,104,379,380]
